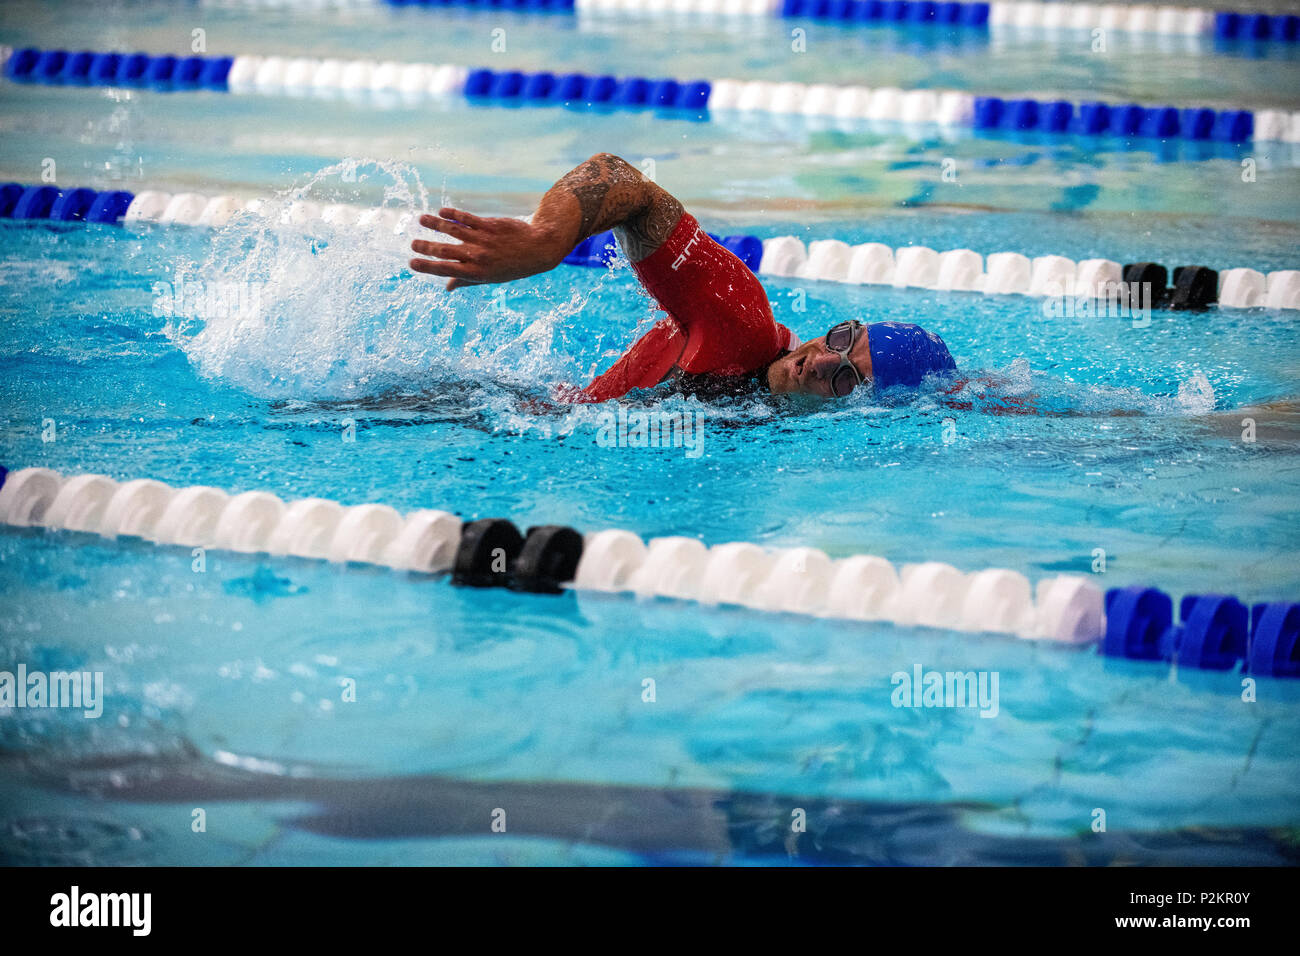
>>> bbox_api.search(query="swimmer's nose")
[808,351,843,382]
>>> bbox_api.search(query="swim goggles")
[824,320,867,397]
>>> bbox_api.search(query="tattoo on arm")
[551,153,684,262]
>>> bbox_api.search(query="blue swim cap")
[866,322,957,390]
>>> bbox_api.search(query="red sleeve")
[630,213,789,376]
[573,212,791,403]
[578,319,685,404]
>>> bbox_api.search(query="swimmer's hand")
[410,154,685,291]
[410,208,568,291]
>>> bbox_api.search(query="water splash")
[161,160,617,405]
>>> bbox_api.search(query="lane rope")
[197,0,1300,48]
[3,180,1297,311]
[1,466,1295,677]
[5,46,1299,144]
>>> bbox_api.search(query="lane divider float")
[5,46,1299,143]
[3,181,1297,311]
[985,3,1300,42]
[753,240,1300,311]
[206,0,1300,47]
[1,466,1295,677]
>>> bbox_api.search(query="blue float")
[173,57,207,90]
[1163,594,1248,670]
[563,235,594,264]
[464,68,495,97]
[828,0,857,20]
[1249,603,1300,678]
[88,52,123,85]
[908,1,937,22]
[85,190,134,224]
[11,185,61,220]
[489,71,526,98]
[1139,106,1180,139]
[1102,587,1172,661]
[614,77,651,107]
[1037,100,1072,132]
[1070,101,1110,135]
[676,81,710,110]
[1272,14,1300,41]
[58,51,96,84]
[116,53,151,86]
[722,235,763,271]
[649,79,680,108]
[972,96,1004,128]
[583,75,618,104]
[936,1,963,24]
[962,2,989,26]
[144,55,179,89]
[4,47,39,80]
[49,188,98,221]
[199,56,233,90]
[1180,107,1216,140]
[522,72,555,99]
[0,182,24,217]
[1107,104,1145,136]
[1004,99,1039,130]
[1214,12,1241,39]
[551,73,586,101]
[33,49,69,82]
[1211,109,1252,142]
[1241,13,1272,41]
[882,1,909,22]
[588,230,619,266]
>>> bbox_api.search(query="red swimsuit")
[579,213,794,402]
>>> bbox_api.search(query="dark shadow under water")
[4,747,1296,866]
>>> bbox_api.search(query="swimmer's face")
[767,325,873,398]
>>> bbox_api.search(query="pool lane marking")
[5,46,1299,144]
[3,181,1296,311]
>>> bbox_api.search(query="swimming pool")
[1,0,1298,866]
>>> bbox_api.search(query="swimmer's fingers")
[438,207,487,229]
[410,239,471,261]
[418,214,474,242]
[408,257,481,285]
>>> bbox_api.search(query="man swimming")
[409,153,956,402]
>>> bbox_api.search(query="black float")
[1168,266,1219,310]
[1122,261,1169,306]
[450,519,585,593]
[511,525,585,594]
[452,518,524,588]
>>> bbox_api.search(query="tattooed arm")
[409,153,683,291]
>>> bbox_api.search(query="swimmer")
[409,153,956,402]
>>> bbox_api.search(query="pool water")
[1,0,1298,865]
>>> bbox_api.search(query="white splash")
[1176,369,1216,414]
[161,160,611,404]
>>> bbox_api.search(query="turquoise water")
[1,1,1298,865]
